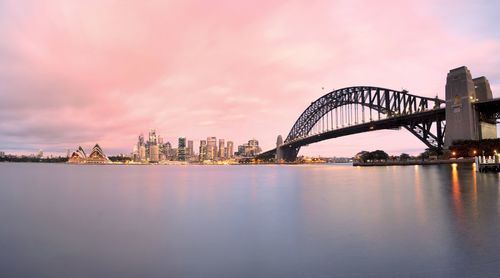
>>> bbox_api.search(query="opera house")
[68,144,111,164]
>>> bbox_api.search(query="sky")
[1,0,500,157]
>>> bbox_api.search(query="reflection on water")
[0,163,499,278]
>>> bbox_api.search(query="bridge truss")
[261,87,446,162]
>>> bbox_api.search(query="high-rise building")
[147,130,160,162]
[207,137,217,160]
[226,141,234,158]
[248,139,259,147]
[237,139,262,157]
[139,145,146,161]
[199,140,207,161]
[136,134,147,162]
[149,130,158,145]
[163,141,175,160]
[149,144,159,162]
[178,137,186,161]
[218,139,225,159]
[187,140,194,158]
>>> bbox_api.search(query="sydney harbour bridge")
[257,66,500,162]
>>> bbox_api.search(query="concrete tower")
[275,135,283,162]
[444,66,479,147]
[473,77,497,139]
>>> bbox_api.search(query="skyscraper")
[148,130,159,162]
[199,140,207,161]
[139,145,146,162]
[207,137,217,160]
[187,140,194,158]
[178,137,186,161]
[218,139,225,159]
[226,141,234,158]
[237,139,262,157]
[149,130,158,145]
[137,134,146,162]
[163,141,174,160]
[149,144,159,162]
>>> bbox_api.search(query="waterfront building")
[139,145,146,162]
[199,140,207,161]
[207,137,217,160]
[218,139,225,159]
[187,140,194,158]
[69,144,110,164]
[86,144,111,164]
[237,145,245,156]
[178,137,186,161]
[148,130,158,145]
[147,130,159,162]
[237,139,262,157]
[68,146,87,163]
[0,151,5,158]
[149,144,160,162]
[226,141,234,158]
[135,134,147,162]
[163,141,176,160]
[132,145,138,161]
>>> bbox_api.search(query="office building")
[218,139,225,159]
[237,139,262,157]
[178,137,186,161]
[149,144,160,162]
[207,137,217,160]
[226,141,234,158]
[199,140,207,161]
[187,140,194,158]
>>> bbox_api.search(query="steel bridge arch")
[268,87,447,162]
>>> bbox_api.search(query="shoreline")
[1,160,476,166]
[353,158,474,167]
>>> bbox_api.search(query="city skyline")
[130,129,260,163]
[1,0,500,157]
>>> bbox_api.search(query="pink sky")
[1,0,500,156]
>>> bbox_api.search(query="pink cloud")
[0,0,499,156]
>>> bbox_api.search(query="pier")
[475,155,500,172]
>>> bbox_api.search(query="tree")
[371,150,389,161]
[358,150,389,162]
[399,153,411,161]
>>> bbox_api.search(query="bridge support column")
[473,77,497,139]
[444,66,480,147]
[444,66,497,147]
[279,146,300,163]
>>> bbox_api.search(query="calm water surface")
[1,163,500,277]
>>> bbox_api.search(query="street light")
[452,151,456,156]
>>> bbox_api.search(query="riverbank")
[353,158,474,166]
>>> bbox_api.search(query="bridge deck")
[258,108,445,159]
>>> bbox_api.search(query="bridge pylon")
[275,135,301,163]
[444,66,497,147]
[277,146,300,163]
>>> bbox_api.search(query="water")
[0,163,500,277]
